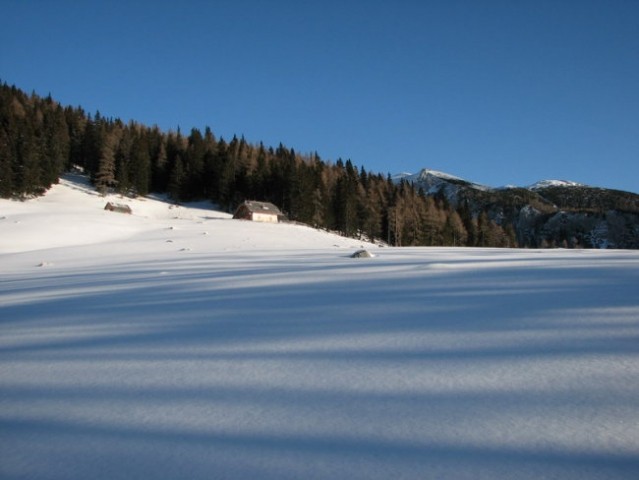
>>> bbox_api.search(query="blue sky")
[2,0,638,193]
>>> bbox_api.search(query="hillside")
[2,175,639,479]
[397,169,639,249]
[1,172,375,261]
[4,83,638,250]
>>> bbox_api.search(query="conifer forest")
[2,83,638,248]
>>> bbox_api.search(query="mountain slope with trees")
[2,82,638,248]
[397,170,639,249]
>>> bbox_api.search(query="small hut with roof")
[233,201,285,223]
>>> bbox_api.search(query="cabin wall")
[251,212,278,223]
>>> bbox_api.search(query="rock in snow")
[350,249,374,258]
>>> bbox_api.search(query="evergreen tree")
[183,127,206,199]
[81,116,101,177]
[130,129,150,196]
[0,127,13,197]
[65,105,86,169]
[250,143,269,201]
[95,129,119,195]
[164,130,187,200]
[458,201,477,246]
[0,87,16,197]
[443,210,467,246]
[41,103,70,186]
[150,133,168,193]
[216,138,235,208]
[388,184,406,246]
[115,126,133,194]
[168,154,185,200]
[15,122,42,196]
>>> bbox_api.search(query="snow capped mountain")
[528,179,587,190]
[393,168,490,203]
[409,168,469,183]
[395,168,587,193]
[389,171,414,181]
[393,167,639,248]
[395,168,488,191]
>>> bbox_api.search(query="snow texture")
[395,169,587,192]
[528,179,587,190]
[2,174,639,479]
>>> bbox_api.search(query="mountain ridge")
[394,168,633,194]
[394,167,639,249]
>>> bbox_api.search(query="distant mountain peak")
[416,168,467,182]
[528,179,586,190]
[393,168,490,193]
[395,169,590,193]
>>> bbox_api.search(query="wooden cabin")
[233,201,284,223]
[104,202,132,214]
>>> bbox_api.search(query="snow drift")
[1,175,639,479]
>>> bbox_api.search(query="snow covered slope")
[528,179,587,190]
[394,168,491,195]
[393,168,639,248]
[394,168,589,192]
[0,173,373,257]
[2,176,639,480]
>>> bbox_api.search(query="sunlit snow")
[1,175,638,479]
[528,179,587,189]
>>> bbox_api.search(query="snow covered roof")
[239,200,282,214]
[104,202,132,214]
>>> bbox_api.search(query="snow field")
[1,175,639,479]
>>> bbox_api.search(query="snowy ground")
[1,174,639,479]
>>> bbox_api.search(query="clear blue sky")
[2,0,638,193]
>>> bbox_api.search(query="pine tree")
[0,127,13,197]
[65,106,86,169]
[420,196,441,245]
[130,129,150,196]
[249,143,269,201]
[150,133,168,193]
[458,201,477,246]
[168,154,185,201]
[95,129,119,195]
[388,184,407,246]
[216,138,235,208]
[0,87,16,197]
[115,126,132,194]
[443,210,468,246]
[81,116,101,177]
[333,160,359,236]
[182,128,206,200]
[15,122,42,197]
[42,104,70,185]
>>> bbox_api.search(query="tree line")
[1,82,516,247]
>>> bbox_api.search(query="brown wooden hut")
[104,202,132,214]
[233,201,284,223]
